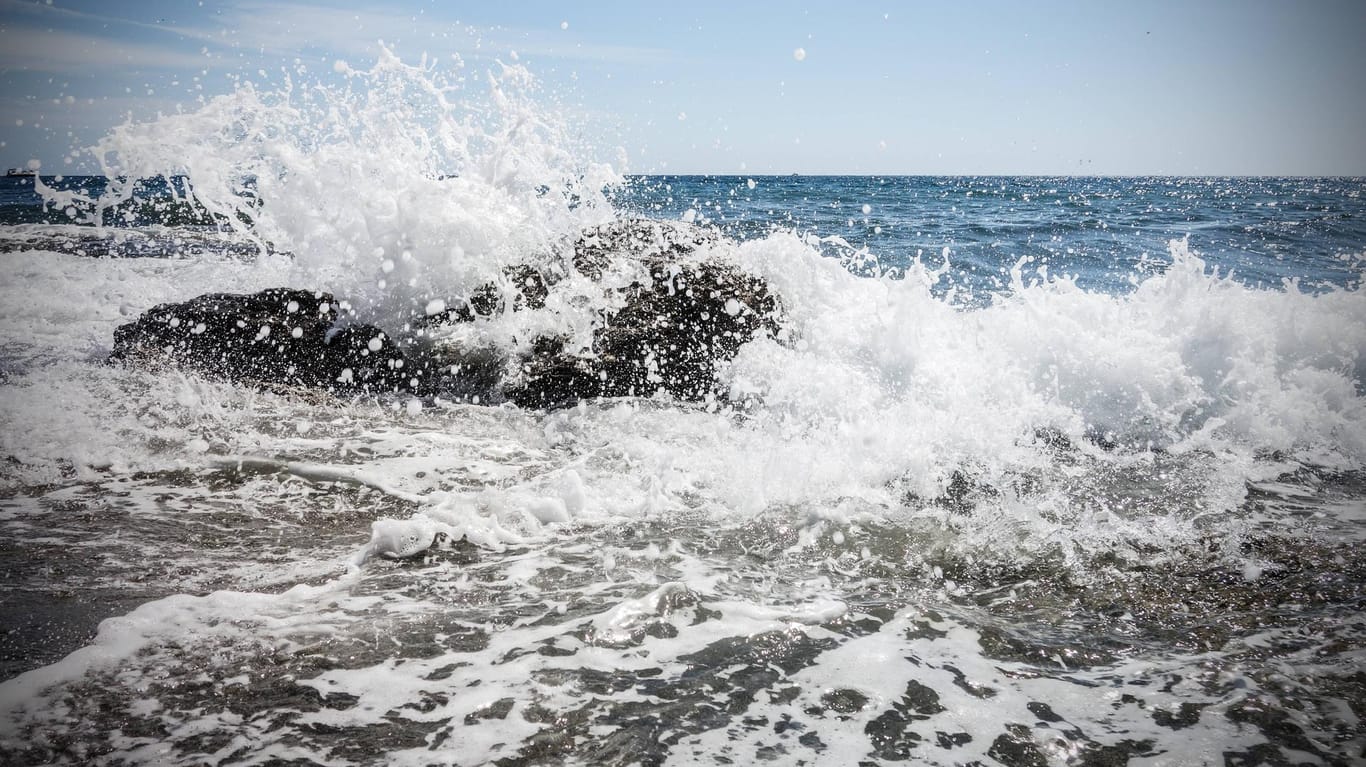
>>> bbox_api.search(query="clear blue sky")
[1,0,1363,175]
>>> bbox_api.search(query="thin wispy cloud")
[0,0,665,81]
[0,26,213,74]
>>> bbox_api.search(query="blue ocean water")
[4,174,1363,295]
[616,175,1366,297]
[0,175,211,228]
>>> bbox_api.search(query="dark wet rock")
[494,264,550,311]
[463,697,514,724]
[112,219,785,410]
[415,344,506,404]
[936,730,973,749]
[569,218,721,280]
[414,219,780,409]
[110,288,411,395]
[820,688,869,714]
[1027,701,1065,723]
[505,221,781,408]
[986,723,1050,767]
[935,468,1001,514]
[1151,701,1206,730]
[419,264,552,325]
[1224,696,1335,764]
[860,679,948,760]
[864,707,926,759]
[1077,739,1159,765]
[898,466,1003,516]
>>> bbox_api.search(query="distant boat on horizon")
[6,167,37,177]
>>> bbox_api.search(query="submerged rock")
[110,288,411,395]
[111,219,783,409]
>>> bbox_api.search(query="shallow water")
[1,51,1364,766]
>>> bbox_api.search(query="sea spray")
[56,47,620,328]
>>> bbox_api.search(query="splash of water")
[52,47,619,326]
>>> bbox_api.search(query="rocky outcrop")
[568,218,721,280]
[110,219,783,409]
[109,288,413,395]
[421,264,551,324]
[504,249,779,408]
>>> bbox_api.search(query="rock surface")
[111,219,783,409]
[568,218,720,280]
[110,288,412,395]
[504,245,780,407]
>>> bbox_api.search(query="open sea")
[1,55,1364,767]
